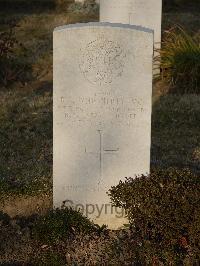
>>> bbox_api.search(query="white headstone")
[75,0,84,3]
[75,0,100,3]
[100,0,162,74]
[53,22,153,229]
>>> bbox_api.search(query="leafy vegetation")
[108,168,200,264]
[32,207,103,243]
[156,27,200,94]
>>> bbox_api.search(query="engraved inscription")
[63,184,104,192]
[79,37,126,85]
[58,94,145,127]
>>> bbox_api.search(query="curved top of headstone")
[54,22,154,34]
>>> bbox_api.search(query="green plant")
[32,207,100,243]
[156,27,200,94]
[108,168,200,264]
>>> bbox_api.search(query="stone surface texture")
[100,0,162,73]
[53,22,153,228]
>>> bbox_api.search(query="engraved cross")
[85,130,119,182]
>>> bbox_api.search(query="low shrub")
[108,168,200,264]
[32,207,101,243]
[156,27,200,94]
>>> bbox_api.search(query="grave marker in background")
[100,0,162,73]
[75,0,100,4]
[75,0,84,3]
[53,22,153,228]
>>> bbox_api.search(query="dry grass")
[151,93,200,173]
[0,6,98,197]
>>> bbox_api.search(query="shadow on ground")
[151,92,200,174]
